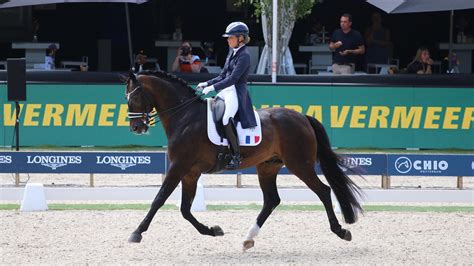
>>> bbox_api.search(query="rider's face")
[227,36,238,48]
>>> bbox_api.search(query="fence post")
[89,173,94,187]
[15,173,20,187]
[236,172,242,188]
[457,176,463,189]
[381,174,391,189]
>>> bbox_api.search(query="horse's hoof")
[343,230,352,241]
[211,225,224,236]
[242,240,254,251]
[128,232,142,243]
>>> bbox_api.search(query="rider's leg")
[224,117,240,169]
[216,85,240,169]
[219,85,238,126]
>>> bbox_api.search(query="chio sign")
[394,156,448,174]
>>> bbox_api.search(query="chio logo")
[395,157,412,174]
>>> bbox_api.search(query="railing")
[1,152,472,189]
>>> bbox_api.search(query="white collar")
[232,45,245,55]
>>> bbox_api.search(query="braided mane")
[138,70,203,101]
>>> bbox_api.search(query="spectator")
[45,44,58,70]
[365,12,392,64]
[133,51,155,73]
[328,14,365,74]
[172,41,202,73]
[406,47,433,74]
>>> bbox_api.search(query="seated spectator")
[406,47,433,74]
[45,44,58,70]
[172,41,202,73]
[133,51,155,73]
[388,66,399,74]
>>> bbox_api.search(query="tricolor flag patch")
[245,135,261,144]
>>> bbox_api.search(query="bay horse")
[125,70,362,250]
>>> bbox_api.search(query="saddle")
[206,97,262,174]
[207,97,232,173]
[211,97,226,141]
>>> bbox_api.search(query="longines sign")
[0,152,166,173]
[0,152,472,177]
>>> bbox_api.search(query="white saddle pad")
[207,98,262,146]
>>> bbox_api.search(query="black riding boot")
[224,118,241,170]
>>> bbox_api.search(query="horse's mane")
[138,70,204,102]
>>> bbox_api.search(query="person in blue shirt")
[197,22,257,169]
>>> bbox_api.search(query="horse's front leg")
[243,162,282,251]
[128,165,183,243]
[180,173,224,236]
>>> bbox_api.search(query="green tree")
[238,0,318,74]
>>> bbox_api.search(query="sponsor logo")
[0,156,12,164]
[340,157,372,172]
[395,156,449,174]
[26,155,82,170]
[413,160,448,174]
[395,157,412,174]
[96,156,151,170]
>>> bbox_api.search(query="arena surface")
[2,170,473,264]
[1,209,472,264]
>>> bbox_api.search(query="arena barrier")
[1,74,473,149]
[1,152,472,188]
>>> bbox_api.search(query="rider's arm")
[211,53,250,92]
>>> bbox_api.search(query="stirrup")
[226,154,241,170]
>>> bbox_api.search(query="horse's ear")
[129,69,137,82]
[118,74,127,83]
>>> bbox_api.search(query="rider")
[197,22,257,169]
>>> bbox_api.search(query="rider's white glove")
[196,82,208,90]
[202,85,215,95]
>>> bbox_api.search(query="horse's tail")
[305,115,363,224]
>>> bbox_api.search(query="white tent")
[0,0,149,66]
[367,0,474,71]
[367,0,474,14]
[0,0,147,8]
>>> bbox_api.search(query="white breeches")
[216,85,239,126]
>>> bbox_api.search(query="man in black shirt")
[133,52,156,73]
[328,14,365,74]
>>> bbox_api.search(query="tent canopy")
[0,0,148,9]
[367,0,474,14]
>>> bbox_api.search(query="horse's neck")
[150,78,189,112]
[149,78,205,137]
[158,99,206,139]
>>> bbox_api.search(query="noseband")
[126,82,157,126]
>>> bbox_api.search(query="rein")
[127,82,203,126]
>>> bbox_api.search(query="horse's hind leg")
[180,173,224,237]
[285,162,351,241]
[243,161,283,251]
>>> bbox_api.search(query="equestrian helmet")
[222,22,249,37]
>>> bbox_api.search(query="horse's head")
[125,70,154,134]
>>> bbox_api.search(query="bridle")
[126,79,202,126]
